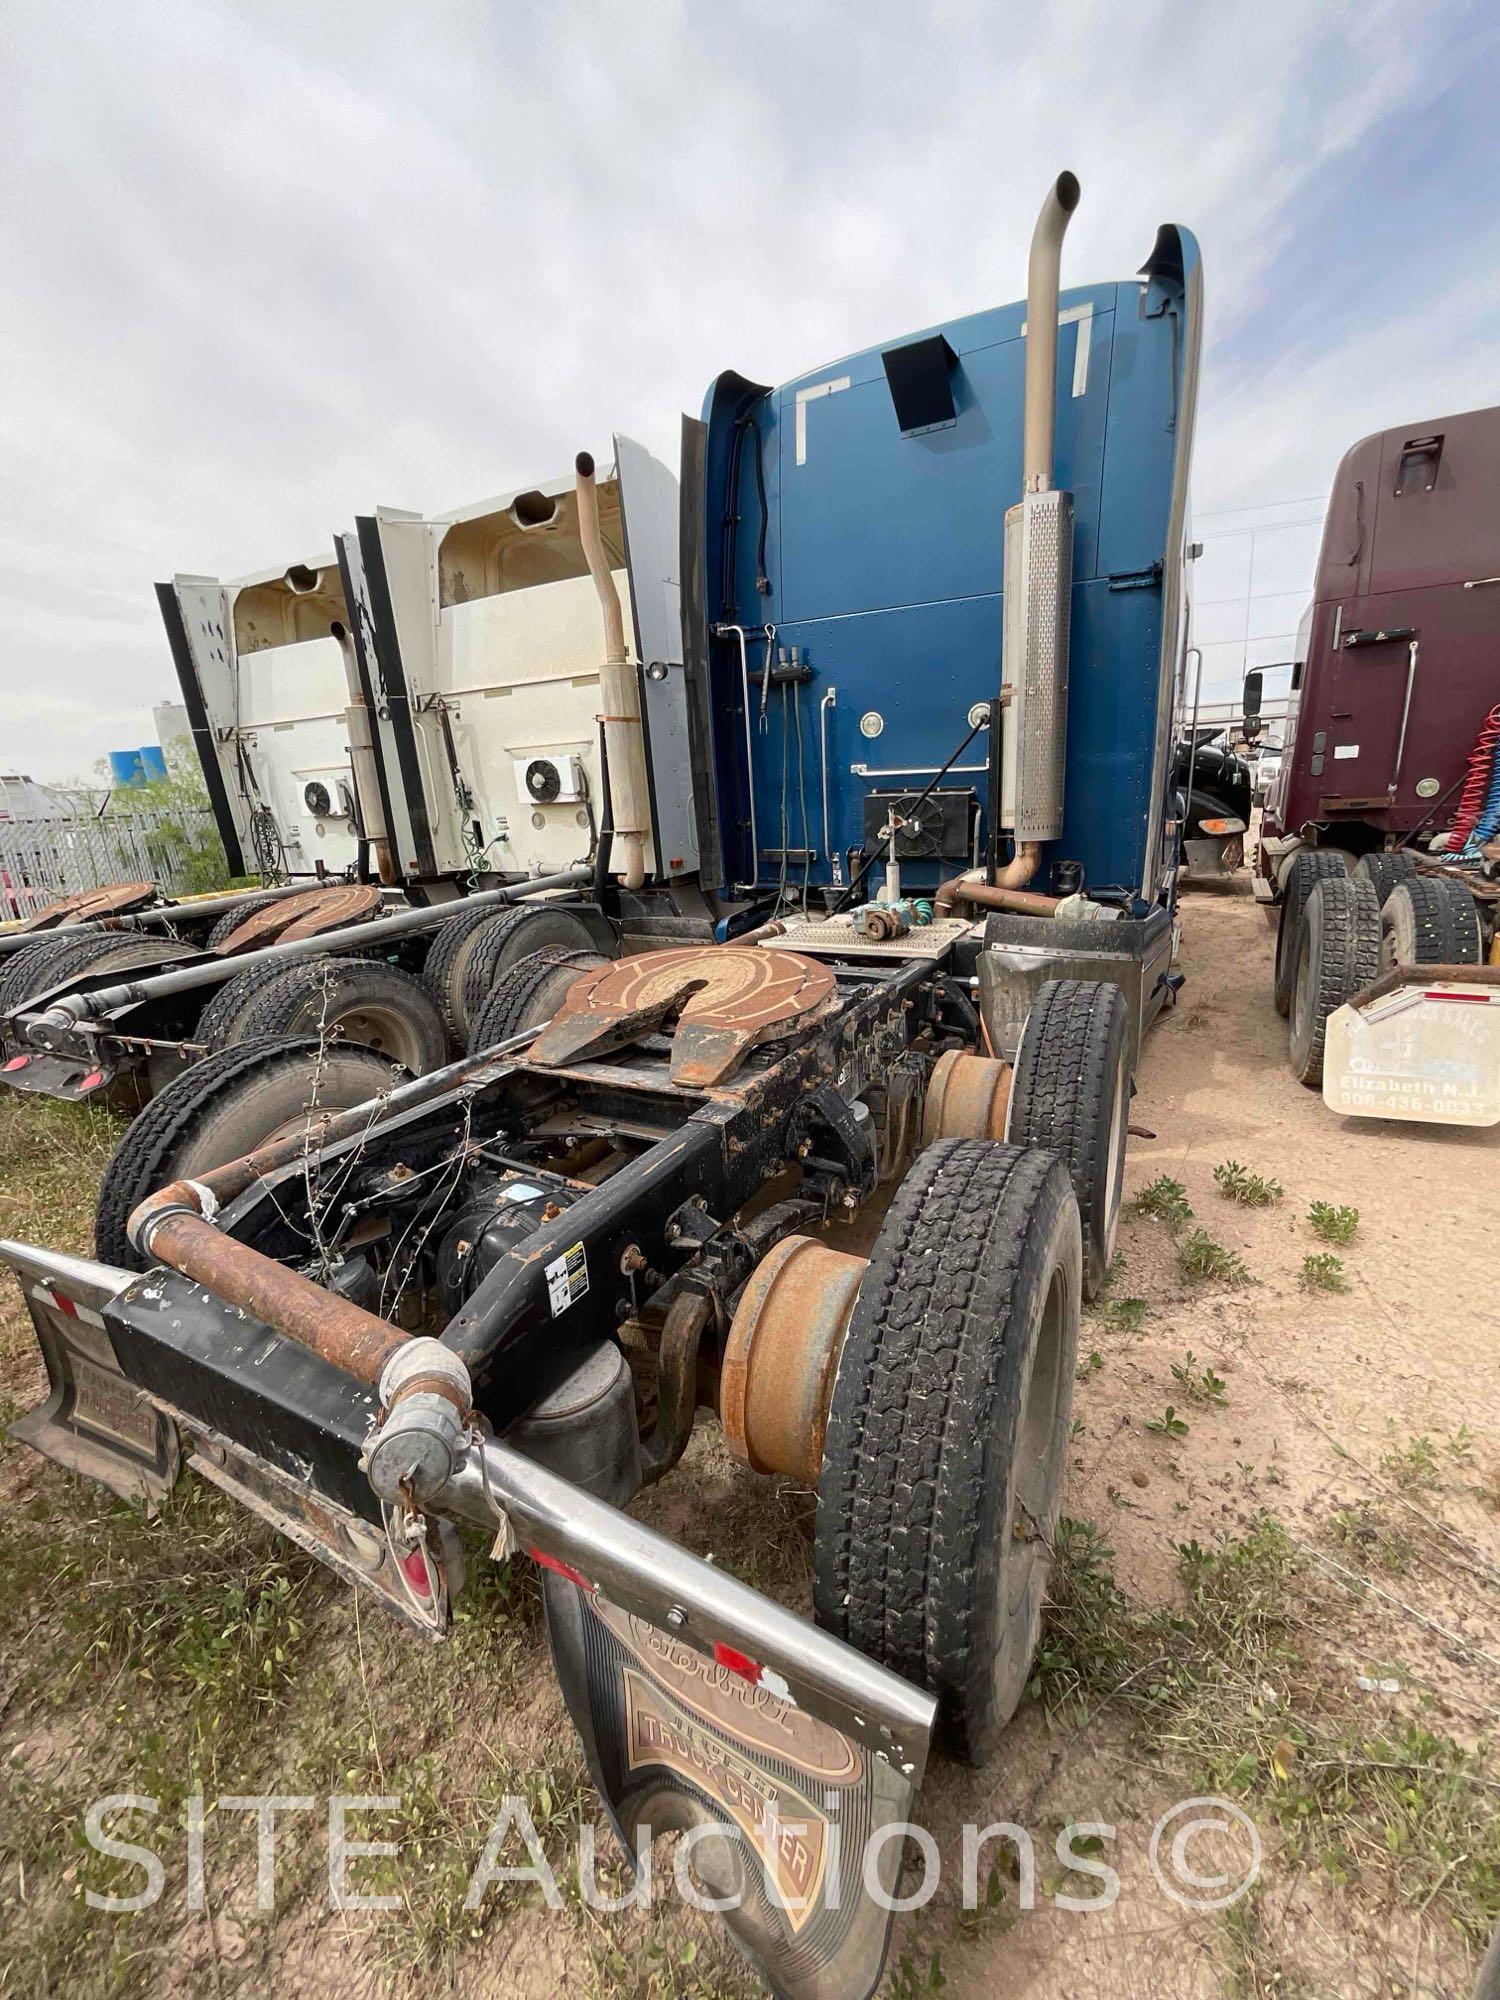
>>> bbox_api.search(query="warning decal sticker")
[544,1242,589,1317]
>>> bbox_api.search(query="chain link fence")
[0,808,226,921]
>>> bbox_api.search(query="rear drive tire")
[460,905,611,1028]
[813,1140,1082,1764]
[204,895,283,951]
[0,934,109,1041]
[1006,979,1131,1301]
[467,947,608,1054]
[2,933,182,1052]
[1288,875,1381,1087]
[95,1038,400,1270]
[229,958,448,1074]
[422,903,514,1049]
[1274,850,1350,1017]
[1380,875,1482,970]
[1351,851,1418,908]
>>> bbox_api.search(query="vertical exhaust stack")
[575,452,648,891]
[1003,171,1080,876]
[331,618,396,884]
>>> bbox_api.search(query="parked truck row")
[1,164,1496,1999]
[1249,403,1500,1126]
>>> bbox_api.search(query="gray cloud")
[1,0,1492,778]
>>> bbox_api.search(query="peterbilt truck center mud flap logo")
[543,1578,916,2000]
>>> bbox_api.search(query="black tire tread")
[204,894,283,952]
[467,947,605,1054]
[1352,851,1418,908]
[94,1037,314,1268]
[1383,875,1481,967]
[459,906,606,1026]
[1289,875,1381,1086]
[0,933,109,1030]
[1275,850,1349,1017]
[1007,979,1130,1300]
[814,1139,1078,1761]
[232,956,446,1072]
[422,904,510,1047]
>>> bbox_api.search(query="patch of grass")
[1090,1294,1148,1334]
[1379,1430,1441,1493]
[1447,1423,1476,1465]
[1299,1252,1349,1293]
[1213,1160,1285,1207]
[1178,1228,1250,1285]
[1136,1175,1193,1231]
[1145,1404,1190,1439]
[1308,1200,1359,1245]
[886,1950,946,2000]
[1216,1884,1310,1998]
[1032,1515,1500,1950]
[1170,1349,1228,1405]
[1076,1348,1104,1380]
[1327,1502,1412,1577]
[0,1479,322,1769]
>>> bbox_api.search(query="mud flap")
[8,1275,179,1504]
[186,1429,462,1640]
[1324,974,1500,1124]
[0,1051,115,1100]
[543,1574,916,2000]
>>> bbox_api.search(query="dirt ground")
[0,886,1496,2000]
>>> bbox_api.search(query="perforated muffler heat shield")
[1003,487,1074,843]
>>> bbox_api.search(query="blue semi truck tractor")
[2,177,1202,2000]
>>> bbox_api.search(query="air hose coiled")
[1450,703,1500,854]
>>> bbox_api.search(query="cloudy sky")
[3,0,1496,780]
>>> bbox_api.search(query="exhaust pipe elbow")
[998,839,1043,890]
[574,452,626,667]
[1023,171,1081,495]
[127,1177,214,1260]
[620,830,646,892]
[576,449,651,889]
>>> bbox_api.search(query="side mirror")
[1241,668,1264,743]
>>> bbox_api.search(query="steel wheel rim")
[330,1003,423,1071]
[1102,1054,1129,1264]
[1003,1262,1068,1630]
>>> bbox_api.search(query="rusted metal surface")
[16,881,158,931]
[720,1234,865,1481]
[1346,960,1500,1012]
[528,946,837,1085]
[933,872,1060,918]
[641,1291,713,1482]
[129,1181,408,1387]
[211,883,383,955]
[920,1048,1012,1143]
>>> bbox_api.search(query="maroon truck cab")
[1258,404,1500,892]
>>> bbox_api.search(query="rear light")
[3,1055,29,1072]
[78,1070,105,1092]
[1199,817,1246,836]
[529,1547,593,1591]
[712,1641,763,1683]
[398,1546,432,1597]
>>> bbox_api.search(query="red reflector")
[398,1546,432,1596]
[712,1642,761,1683]
[1424,990,1490,1003]
[44,1288,77,1318]
[78,1070,106,1092]
[529,1547,591,1591]
[3,1055,29,1071]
